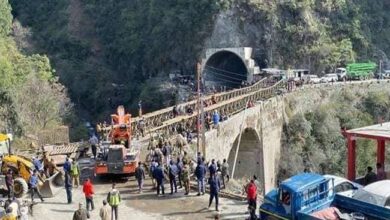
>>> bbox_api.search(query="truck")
[336,63,377,81]
[95,106,140,176]
[259,173,390,220]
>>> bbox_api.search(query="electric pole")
[196,62,201,155]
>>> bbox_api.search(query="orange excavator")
[95,106,139,176]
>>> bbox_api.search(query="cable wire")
[203,68,246,82]
[204,65,247,77]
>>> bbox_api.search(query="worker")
[168,160,178,194]
[149,159,157,189]
[64,157,72,174]
[221,159,230,189]
[212,110,220,129]
[172,106,178,117]
[153,162,165,196]
[246,179,258,220]
[42,152,50,178]
[376,163,386,180]
[5,169,14,199]
[182,151,189,165]
[83,178,95,211]
[65,172,73,204]
[99,200,110,220]
[70,160,80,188]
[107,183,121,220]
[8,197,19,218]
[209,159,217,175]
[2,207,16,220]
[47,158,59,177]
[89,135,99,159]
[364,166,377,185]
[72,202,90,220]
[208,173,221,212]
[135,162,146,193]
[195,160,206,196]
[177,157,183,189]
[19,200,29,220]
[162,142,171,166]
[32,157,43,173]
[181,161,191,195]
[29,170,44,203]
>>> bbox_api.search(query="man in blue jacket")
[64,172,73,204]
[212,110,220,129]
[208,173,221,212]
[153,162,165,196]
[209,159,217,175]
[63,157,72,174]
[168,160,178,194]
[195,161,207,196]
[29,170,44,203]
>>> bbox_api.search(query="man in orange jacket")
[83,178,95,211]
[245,176,258,220]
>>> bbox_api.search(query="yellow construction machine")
[0,133,63,198]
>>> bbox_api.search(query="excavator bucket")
[39,171,64,198]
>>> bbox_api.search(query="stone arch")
[227,127,264,183]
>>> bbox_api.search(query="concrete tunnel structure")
[202,47,260,89]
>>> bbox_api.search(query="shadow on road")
[162,207,208,216]
[50,209,74,213]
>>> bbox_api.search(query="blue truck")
[259,173,390,220]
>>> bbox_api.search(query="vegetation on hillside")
[9,0,228,120]
[8,0,389,120]
[243,0,389,73]
[279,88,390,179]
[0,0,71,139]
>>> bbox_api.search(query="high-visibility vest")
[109,191,120,206]
[71,164,79,176]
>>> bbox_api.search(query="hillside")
[0,0,71,140]
[8,0,390,121]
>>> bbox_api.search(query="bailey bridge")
[124,47,388,194]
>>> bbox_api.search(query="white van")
[320,74,338,83]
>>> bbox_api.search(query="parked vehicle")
[335,68,347,81]
[324,174,362,197]
[352,180,390,208]
[346,62,377,80]
[303,75,321,84]
[259,173,390,220]
[95,106,140,177]
[383,70,390,79]
[320,74,338,83]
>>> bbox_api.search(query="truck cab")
[260,173,390,220]
[260,173,334,220]
[336,68,347,81]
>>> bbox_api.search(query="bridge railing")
[146,79,286,136]
[131,77,272,132]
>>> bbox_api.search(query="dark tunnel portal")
[204,51,248,89]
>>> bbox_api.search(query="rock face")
[205,6,267,65]
[204,1,390,73]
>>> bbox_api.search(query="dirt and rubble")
[1,138,250,219]
[27,176,248,220]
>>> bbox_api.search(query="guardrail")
[130,77,273,132]
[146,79,285,136]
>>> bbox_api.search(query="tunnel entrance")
[203,51,248,89]
[228,128,264,182]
